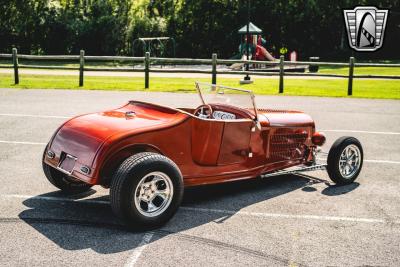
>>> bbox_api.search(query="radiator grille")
[270,129,308,160]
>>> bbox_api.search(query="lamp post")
[246,0,250,71]
[240,0,253,84]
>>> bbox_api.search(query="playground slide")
[229,45,276,70]
[256,45,277,61]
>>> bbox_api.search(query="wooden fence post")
[12,48,19,84]
[212,53,217,84]
[347,57,354,96]
[145,52,150,89]
[279,55,284,93]
[79,50,85,86]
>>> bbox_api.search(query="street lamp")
[240,0,253,84]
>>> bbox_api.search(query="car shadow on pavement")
[297,173,360,196]
[18,174,359,255]
[321,182,360,196]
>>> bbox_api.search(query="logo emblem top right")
[343,6,389,51]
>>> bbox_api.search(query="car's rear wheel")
[110,152,184,230]
[327,136,363,185]
[42,148,93,193]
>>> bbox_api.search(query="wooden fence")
[1,48,399,95]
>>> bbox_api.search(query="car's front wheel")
[110,152,184,230]
[327,136,363,185]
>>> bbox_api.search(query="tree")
[0,0,398,59]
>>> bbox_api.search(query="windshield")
[195,82,258,118]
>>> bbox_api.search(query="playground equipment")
[132,37,176,57]
[231,22,277,70]
[238,23,277,60]
[231,22,307,72]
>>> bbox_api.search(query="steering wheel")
[194,104,213,119]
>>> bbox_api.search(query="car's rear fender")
[98,143,164,187]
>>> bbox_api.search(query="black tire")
[42,147,93,193]
[110,152,184,230]
[327,136,363,185]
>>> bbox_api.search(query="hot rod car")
[42,82,363,229]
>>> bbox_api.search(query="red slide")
[255,45,277,61]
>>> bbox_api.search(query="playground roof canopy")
[238,22,262,34]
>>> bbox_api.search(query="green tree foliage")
[0,0,399,59]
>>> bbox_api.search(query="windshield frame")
[195,82,258,120]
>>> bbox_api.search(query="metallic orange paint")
[43,101,318,187]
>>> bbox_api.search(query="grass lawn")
[0,73,399,99]
[319,66,400,76]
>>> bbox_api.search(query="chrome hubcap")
[339,144,361,179]
[134,171,173,217]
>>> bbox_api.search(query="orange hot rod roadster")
[42,83,363,229]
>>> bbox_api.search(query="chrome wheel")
[339,144,361,179]
[134,171,174,217]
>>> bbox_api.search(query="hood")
[257,109,315,128]
[49,102,188,167]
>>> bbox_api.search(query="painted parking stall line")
[180,207,396,224]
[2,194,399,225]
[316,157,400,165]
[0,140,46,145]
[124,232,154,267]
[2,194,109,205]
[364,159,400,164]
[0,113,70,119]
[320,129,400,135]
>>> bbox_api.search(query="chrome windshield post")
[250,92,259,122]
[195,82,206,105]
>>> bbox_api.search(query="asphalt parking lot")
[0,88,399,266]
